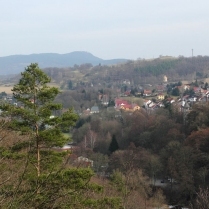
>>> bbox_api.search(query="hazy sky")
[1,0,209,59]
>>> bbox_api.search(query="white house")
[90,106,99,114]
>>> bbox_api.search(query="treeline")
[41,56,209,88]
[134,59,179,77]
[5,56,209,89]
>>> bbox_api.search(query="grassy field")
[48,82,60,88]
[121,96,144,106]
[0,85,13,94]
[0,82,61,95]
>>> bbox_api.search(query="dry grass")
[48,82,60,88]
[0,83,62,94]
[73,71,85,80]
[121,96,144,106]
[203,78,209,83]
[182,78,209,84]
[0,85,13,94]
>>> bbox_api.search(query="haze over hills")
[0,51,129,75]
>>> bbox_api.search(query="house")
[157,93,165,100]
[83,108,90,116]
[115,98,129,109]
[183,95,190,100]
[201,90,209,97]
[77,156,93,167]
[67,154,93,167]
[188,97,197,102]
[122,79,131,85]
[143,90,152,97]
[193,86,204,94]
[183,84,190,91]
[120,103,132,111]
[99,94,109,106]
[120,103,140,111]
[114,98,140,112]
[166,97,175,104]
[181,101,190,112]
[143,99,158,109]
[147,102,156,108]
[52,143,79,152]
[132,104,140,111]
[123,90,131,96]
[156,85,165,92]
[144,100,152,108]
[90,106,99,114]
[29,99,34,103]
[157,102,164,107]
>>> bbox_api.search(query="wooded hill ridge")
[0,51,128,75]
[3,56,209,94]
[41,55,209,87]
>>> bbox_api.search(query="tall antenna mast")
[192,49,193,58]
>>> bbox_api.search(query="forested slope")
[42,56,209,87]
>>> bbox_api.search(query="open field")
[0,82,61,94]
[0,85,13,94]
[48,82,60,88]
[121,96,144,106]
[182,78,209,84]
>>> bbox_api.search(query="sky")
[1,0,209,60]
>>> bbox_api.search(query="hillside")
[0,51,128,75]
[42,56,209,87]
[2,55,209,92]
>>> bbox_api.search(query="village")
[86,75,209,118]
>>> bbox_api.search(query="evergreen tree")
[68,80,73,89]
[0,64,122,208]
[0,63,77,201]
[0,91,7,98]
[1,63,78,178]
[109,134,119,154]
[204,82,208,89]
[171,87,180,96]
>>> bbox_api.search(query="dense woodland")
[70,101,209,207]
[1,59,209,208]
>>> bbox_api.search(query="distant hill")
[0,51,129,75]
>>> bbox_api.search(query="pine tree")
[0,64,122,208]
[109,134,119,154]
[0,63,78,206]
[1,63,78,177]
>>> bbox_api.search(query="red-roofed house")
[193,87,203,93]
[143,90,152,96]
[115,98,129,109]
[115,98,140,111]
[156,85,165,92]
